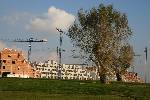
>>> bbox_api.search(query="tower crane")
[13,37,47,62]
[56,28,64,79]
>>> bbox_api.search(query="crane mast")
[56,28,63,79]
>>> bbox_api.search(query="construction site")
[0,47,143,83]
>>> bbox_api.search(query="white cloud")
[31,50,58,62]
[0,12,33,26]
[48,51,58,61]
[27,6,75,33]
[0,41,28,59]
[1,15,19,25]
[0,41,7,50]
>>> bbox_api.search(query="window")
[8,55,11,57]
[12,61,15,64]
[3,66,5,69]
[17,53,20,58]
[65,77,68,79]
[3,60,6,63]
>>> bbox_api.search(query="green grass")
[0,91,132,100]
[0,78,150,100]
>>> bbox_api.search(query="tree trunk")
[96,62,107,84]
[116,73,122,81]
[100,73,107,83]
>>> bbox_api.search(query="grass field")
[0,78,150,100]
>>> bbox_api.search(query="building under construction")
[0,48,36,78]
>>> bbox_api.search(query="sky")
[0,0,150,82]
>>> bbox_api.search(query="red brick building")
[0,48,35,78]
[122,71,144,83]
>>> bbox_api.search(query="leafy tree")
[112,44,134,81]
[67,4,133,83]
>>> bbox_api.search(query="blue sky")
[0,0,150,81]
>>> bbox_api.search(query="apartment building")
[61,64,98,80]
[33,60,98,80]
[0,48,35,78]
[33,60,58,79]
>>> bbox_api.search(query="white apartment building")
[33,60,58,79]
[61,64,98,80]
[33,60,98,80]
